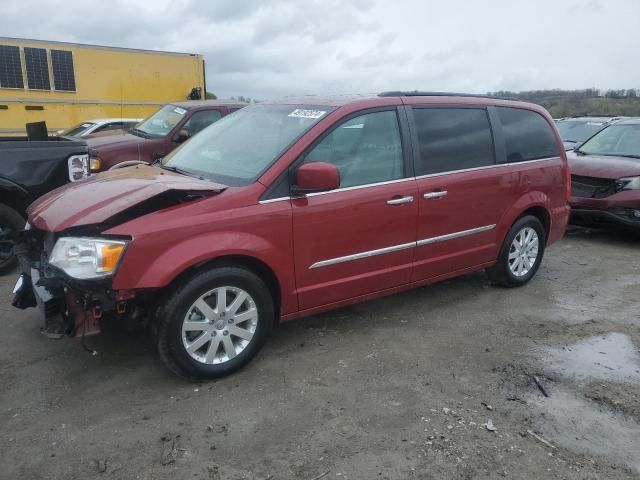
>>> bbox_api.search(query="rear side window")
[497,107,559,162]
[412,108,494,175]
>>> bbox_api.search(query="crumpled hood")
[28,165,226,232]
[568,153,640,179]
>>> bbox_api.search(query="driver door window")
[303,110,405,188]
[182,109,223,136]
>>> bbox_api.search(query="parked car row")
[0,99,245,274]
[85,100,246,172]
[567,118,640,229]
[11,92,571,378]
[555,116,626,151]
[59,118,143,137]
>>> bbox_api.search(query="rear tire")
[0,204,25,275]
[487,215,546,287]
[156,266,274,379]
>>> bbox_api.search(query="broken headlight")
[49,237,127,279]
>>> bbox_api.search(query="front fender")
[114,232,280,289]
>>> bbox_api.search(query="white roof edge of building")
[0,36,201,57]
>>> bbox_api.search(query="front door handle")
[423,190,448,200]
[387,195,414,205]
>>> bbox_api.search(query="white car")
[59,118,143,137]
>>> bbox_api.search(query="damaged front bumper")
[12,269,106,338]
[11,229,138,338]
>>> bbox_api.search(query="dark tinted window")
[24,47,50,90]
[182,109,222,135]
[413,108,494,175]
[304,110,404,188]
[498,107,559,162]
[0,45,24,88]
[51,49,76,91]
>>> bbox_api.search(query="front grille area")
[571,175,617,198]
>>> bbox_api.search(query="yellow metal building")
[0,37,206,135]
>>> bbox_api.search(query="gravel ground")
[0,227,639,480]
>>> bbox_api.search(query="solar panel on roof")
[51,49,76,91]
[24,47,50,90]
[0,45,24,89]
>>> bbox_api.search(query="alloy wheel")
[508,227,539,277]
[181,286,258,365]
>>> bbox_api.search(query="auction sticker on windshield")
[173,107,187,115]
[288,109,326,119]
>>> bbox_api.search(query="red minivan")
[13,93,570,378]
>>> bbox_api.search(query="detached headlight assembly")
[618,176,640,191]
[49,237,128,279]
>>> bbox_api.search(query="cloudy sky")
[3,0,639,100]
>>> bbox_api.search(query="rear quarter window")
[497,107,559,163]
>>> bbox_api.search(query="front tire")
[487,215,546,287]
[156,266,274,379]
[0,204,25,275]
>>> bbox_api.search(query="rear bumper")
[548,204,571,245]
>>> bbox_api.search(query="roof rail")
[379,90,493,98]
[378,91,520,101]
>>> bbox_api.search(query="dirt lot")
[0,227,639,480]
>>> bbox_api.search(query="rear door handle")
[423,191,448,200]
[387,195,414,205]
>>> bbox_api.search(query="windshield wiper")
[617,154,640,159]
[129,128,151,139]
[160,164,199,177]
[574,149,587,155]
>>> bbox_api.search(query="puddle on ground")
[543,333,640,383]
[528,388,640,473]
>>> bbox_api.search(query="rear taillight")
[68,154,90,182]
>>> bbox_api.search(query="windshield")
[556,120,607,143]
[136,105,187,137]
[579,124,640,159]
[162,104,334,185]
[62,122,95,136]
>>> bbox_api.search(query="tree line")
[487,88,640,117]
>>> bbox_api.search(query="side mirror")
[292,162,340,195]
[174,129,191,143]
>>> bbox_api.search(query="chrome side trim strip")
[309,224,495,269]
[413,157,557,181]
[416,224,495,246]
[309,241,416,269]
[259,156,558,204]
[259,196,291,204]
[306,176,415,197]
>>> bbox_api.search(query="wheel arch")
[518,205,550,241]
[0,179,30,216]
[497,191,553,245]
[176,254,283,323]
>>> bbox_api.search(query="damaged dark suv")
[12,93,569,379]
